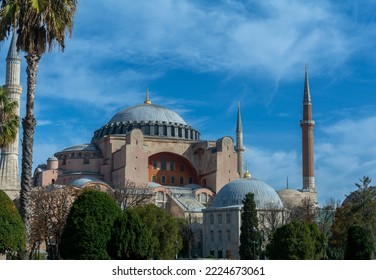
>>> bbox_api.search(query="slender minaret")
[235,102,245,178]
[0,33,22,200]
[300,65,315,192]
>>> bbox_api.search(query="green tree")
[329,176,376,259]
[0,87,19,148]
[267,221,326,260]
[59,190,121,260]
[239,192,260,260]
[0,189,26,258]
[344,225,373,260]
[134,204,182,259]
[107,208,154,260]
[0,0,77,222]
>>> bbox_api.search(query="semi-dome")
[277,188,306,209]
[92,92,200,141]
[211,178,284,209]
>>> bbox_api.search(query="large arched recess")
[148,152,199,186]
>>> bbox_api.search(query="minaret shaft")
[300,65,315,192]
[0,33,22,200]
[235,103,244,178]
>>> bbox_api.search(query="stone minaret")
[0,33,22,200]
[300,65,315,193]
[235,102,244,178]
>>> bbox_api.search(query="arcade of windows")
[152,175,193,185]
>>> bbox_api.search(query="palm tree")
[0,0,77,222]
[0,86,19,148]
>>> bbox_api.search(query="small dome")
[69,177,104,187]
[47,156,58,161]
[211,178,284,209]
[62,143,98,152]
[109,104,188,126]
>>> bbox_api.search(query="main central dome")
[92,91,199,141]
[108,103,188,125]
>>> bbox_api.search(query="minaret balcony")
[300,120,315,126]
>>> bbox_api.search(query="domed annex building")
[203,170,286,259]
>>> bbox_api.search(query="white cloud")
[245,146,301,191]
[315,115,376,202]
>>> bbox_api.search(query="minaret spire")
[235,102,245,177]
[300,65,316,193]
[303,64,311,103]
[0,32,22,200]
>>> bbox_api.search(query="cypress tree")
[239,192,260,259]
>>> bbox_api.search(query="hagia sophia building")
[1,34,317,257]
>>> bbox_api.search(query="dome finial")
[144,88,151,105]
[243,161,251,178]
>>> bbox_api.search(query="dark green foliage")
[267,221,326,260]
[329,176,376,259]
[108,208,154,259]
[0,190,26,257]
[0,87,19,148]
[239,192,260,260]
[134,204,181,259]
[344,225,373,260]
[59,190,121,259]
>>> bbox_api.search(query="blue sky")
[1,0,376,205]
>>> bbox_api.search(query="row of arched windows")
[209,230,232,242]
[152,175,193,185]
[209,213,232,224]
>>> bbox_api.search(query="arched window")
[226,230,231,242]
[152,175,157,182]
[210,231,214,242]
[161,175,166,184]
[170,161,175,171]
[226,213,231,224]
[179,177,184,185]
[218,213,222,224]
[161,158,167,170]
[218,230,223,242]
[210,214,214,224]
[171,176,175,185]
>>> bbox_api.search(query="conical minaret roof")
[236,102,243,132]
[7,32,19,60]
[303,64,311,103]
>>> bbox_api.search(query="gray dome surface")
[62,143,98,152]
[211,178,284,209]
[69,177,104,187]
[109,104,187,125]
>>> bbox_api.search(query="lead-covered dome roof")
[109,104,188,125]
[211,178,284,209]
[92,92,200,141]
